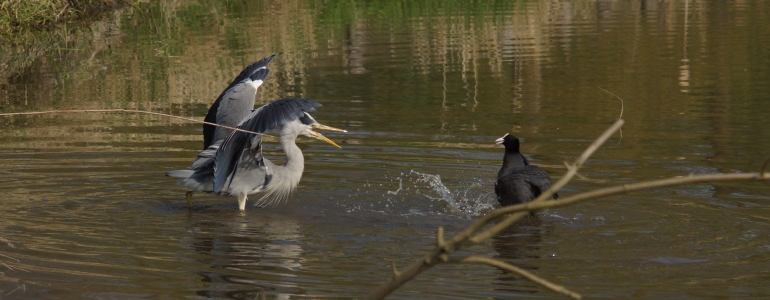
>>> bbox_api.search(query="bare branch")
[436,227,445,247]
[0,109,264,136]
[368,117,765,300]
[490,172,770,216]
[469,119,625,243]
[458,256,581,300]
[391,262,400,277]
[366,120,624,300]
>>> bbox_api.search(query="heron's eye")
[299,113,315,125]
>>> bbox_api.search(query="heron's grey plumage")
[167,140,222,193]
[167,54,344,210]
[213,98,325,210]
[167,53,280,200]
[202,53,281,150]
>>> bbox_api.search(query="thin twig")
[599,87,624,120]
[599,87,624,142]
[0,109,264,136]
[458,256,581,300]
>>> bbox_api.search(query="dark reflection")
[189,212,305,299]
[489,216,546,296]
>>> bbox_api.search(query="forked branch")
[469,119,625,243]
[367,119,769,300]
[366,119,625,300]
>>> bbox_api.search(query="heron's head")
[495,133,520,152]
[297,113,346,148]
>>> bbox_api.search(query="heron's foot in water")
[185,191,194,208]
[237,194,248,211]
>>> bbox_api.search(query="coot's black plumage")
[494,134,558,206]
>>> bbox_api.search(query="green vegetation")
[0,0,132,32]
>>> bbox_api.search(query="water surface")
[1,0,770,299]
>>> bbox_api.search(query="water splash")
[411,171,455,204]
[342,170,497,217]
[408,170,497,216]
[386,177,403,195]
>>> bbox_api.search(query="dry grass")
[0,0,131,32]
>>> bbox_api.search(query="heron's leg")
[237,194,248,211]
[185,191,194,208]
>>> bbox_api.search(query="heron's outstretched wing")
[189,140,222,172]
[165,140,224,191]
[213,98,322,194]
[202,53,282,149]
[166,140,220,179]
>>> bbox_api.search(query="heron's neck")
[280,131,305,174]
[251,126,305,204]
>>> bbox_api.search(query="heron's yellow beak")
[310,123,346,148]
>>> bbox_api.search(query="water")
[1,0,770,298]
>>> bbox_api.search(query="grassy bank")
[0,0,133,32]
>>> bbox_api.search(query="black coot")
[494,134,558,206]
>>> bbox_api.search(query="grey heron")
[166,53,280,207]
[169,98,345,211]
[213,98,345,210]
[494,134,558,206]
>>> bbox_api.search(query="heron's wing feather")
[166,169,193,178]
[228,136,265,188]
[167,140,222,179]
[215,134,269,193]
[202,53,281,149]
[211,70,268,135]
[272,104,286,127]
[213,98,322,193]
[213,130,249,193]
[225,53,281,92]
[190,140,222,171]
[236,98,322,132]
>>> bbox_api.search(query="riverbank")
[0,0,135,33]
